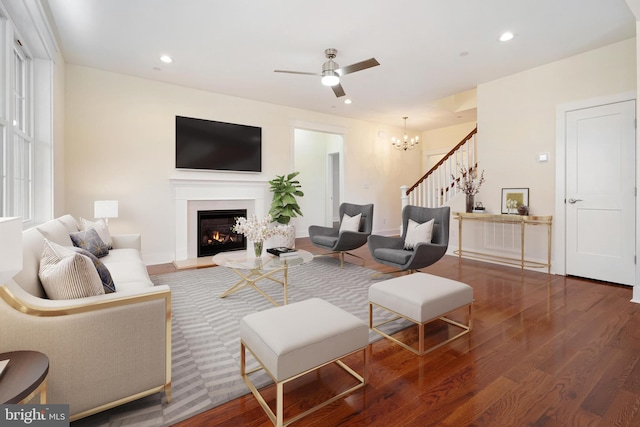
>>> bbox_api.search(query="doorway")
[328,152,341,227]
[293,127,344,237]
[556,95,636,286]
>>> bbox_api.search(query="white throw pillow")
[339,213,362,233]
[403,218,435,250]
[39,239,105,300]
[80,217,113,249]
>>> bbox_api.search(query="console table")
[453,212,552,273]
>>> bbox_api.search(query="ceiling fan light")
[321,72,340,86]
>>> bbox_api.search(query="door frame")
[327,152,341,226]
[554,91,636,278]
[290,120,346,235]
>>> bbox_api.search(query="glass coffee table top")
[212,249,313,306]
[212,249,313,271]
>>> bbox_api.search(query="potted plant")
[268,172,304,247]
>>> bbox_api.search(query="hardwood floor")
[151,239,640,426]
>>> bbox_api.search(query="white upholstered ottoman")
[369,273,473,355]
[240,297,368,427]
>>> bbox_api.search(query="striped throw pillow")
[39,239,105,300]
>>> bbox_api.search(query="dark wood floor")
[151,238,640,427]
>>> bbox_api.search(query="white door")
[565,100,636,286]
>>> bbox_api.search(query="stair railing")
[402,127,478,210]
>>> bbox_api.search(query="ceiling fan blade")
[274,70,321,76]
[336,58,380,76]
[332,83,346,97]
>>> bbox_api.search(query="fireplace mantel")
[171,178,268,261]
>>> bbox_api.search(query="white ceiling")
[43,0,636,131]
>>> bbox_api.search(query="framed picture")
[502,188,529,214]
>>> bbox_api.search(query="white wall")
[64,65,419,264]
[473,38,636,268]
[294,129,344,235]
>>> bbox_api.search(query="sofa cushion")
[70,247,116,294]
[39,239,105,300]
[100,248,153,291]
[70,229,110,258]
[37,219,74,247]
[12,227,47,298]
[80,217,113,249]
[57,214,80,233]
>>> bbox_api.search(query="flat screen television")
[175,116,262,172]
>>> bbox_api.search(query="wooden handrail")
[405,127,477,195]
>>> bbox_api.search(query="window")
[6,42,33,219]
[0,0,56,225]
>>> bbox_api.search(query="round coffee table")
[0,350,49,404]
[213,249,313,306]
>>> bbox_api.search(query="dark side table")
[0,350,49,404]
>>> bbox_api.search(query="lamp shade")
[94,200,119,219]
[0,217,23,285]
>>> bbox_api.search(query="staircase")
[401,127,478,209]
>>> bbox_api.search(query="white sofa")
[0,215,171,421]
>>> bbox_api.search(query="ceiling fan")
[274,48,380,97]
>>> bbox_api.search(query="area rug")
[72,257,397,427]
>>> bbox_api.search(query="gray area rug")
[72,256,398,427]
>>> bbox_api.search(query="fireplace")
[197,209,247,257]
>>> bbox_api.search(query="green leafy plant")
[268,172,304,224]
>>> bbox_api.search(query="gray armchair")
[368,205,450,274]
[308,203,374,267]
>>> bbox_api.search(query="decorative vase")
[253,241,264,257]
[465,195,474,213]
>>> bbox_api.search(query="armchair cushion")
[339,213,362,233]
[374,248,414,265]
[404,218,434,250]
[39,239,105,300]
[312,235,339,248]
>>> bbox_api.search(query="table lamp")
[94,200,119,225]
[0,217,23,285]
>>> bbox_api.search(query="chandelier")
[391,116,419,151]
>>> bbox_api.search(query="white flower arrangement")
[232,214,282,242]
[453,166,485,196]
[506,199,519,210]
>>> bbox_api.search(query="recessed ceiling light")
[160,55,173,63]
[499,32,514,42]
[344,99,352,104]
[459,51,469,57]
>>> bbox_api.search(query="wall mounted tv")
[175,116,262,172]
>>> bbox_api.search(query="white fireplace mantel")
[171,178,269,261]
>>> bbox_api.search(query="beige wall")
[473,38,636,265]
[421,121,477,173]
[64,65,419,263]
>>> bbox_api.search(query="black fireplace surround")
[197,209,246,257]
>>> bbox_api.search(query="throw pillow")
[70,247,116,294]
[339,213,362,233]
[39,239,105,300]
[70,228,110,258]
[80,217,113,249]
[404,218,435,250]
